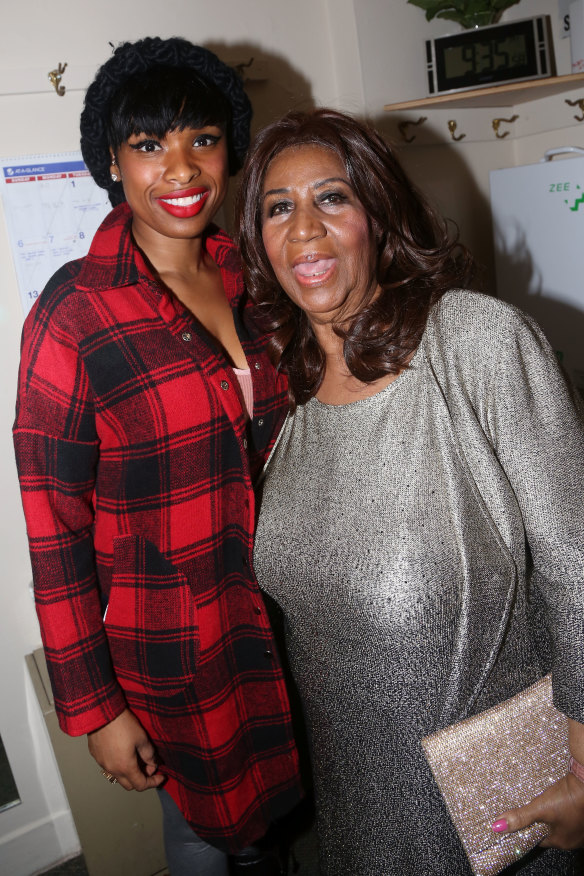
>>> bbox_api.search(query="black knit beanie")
[80,36,252,205]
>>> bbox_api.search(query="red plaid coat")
[13,203,302,852]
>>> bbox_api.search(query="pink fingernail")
[491,819,508,833]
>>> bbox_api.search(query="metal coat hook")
[233,57,254,79]
[397,116,427,143]
[48,62,67,96]
[565,96,584,122]
[447,119,465,142]
[492,114,519,139]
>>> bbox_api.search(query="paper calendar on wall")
[1,152,112,318]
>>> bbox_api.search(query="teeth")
[161,193,204,206]
[295,257,335,278]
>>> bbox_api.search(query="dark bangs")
[107,64,232,148]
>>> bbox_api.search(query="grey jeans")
[157,788,229,876]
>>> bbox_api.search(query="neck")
[309,309,402,405]
[311,322,354,395]
[310,319,345,362]
[131,222,209,278]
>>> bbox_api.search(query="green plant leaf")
[407,0,463,23]
[492,0,522,13]
[407,0,523,29]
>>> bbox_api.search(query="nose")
[165,146,200,183]
[288,205,326,243]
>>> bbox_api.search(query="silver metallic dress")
[253,292,584,876]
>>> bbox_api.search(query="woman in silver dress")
[235,108,584,875]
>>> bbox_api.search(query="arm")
[481,308,584,846]
[13,293,127,734]
[14,298,165,788]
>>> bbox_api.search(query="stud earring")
[111,172,119,182]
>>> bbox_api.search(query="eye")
[265,200,293,219]
[319,190,348,206]
[129,138,161,153]
[193,133,221,148]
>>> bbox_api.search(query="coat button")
[254,361,261,370]
[264,650,273,658]
[182,331,192,342]
[220,380,229,391]
[254,606,262,615]
[257,418,264,427]
[243,438,248,449]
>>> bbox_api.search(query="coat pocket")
[105,535,199,698]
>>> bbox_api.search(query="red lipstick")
[157,187,209,218]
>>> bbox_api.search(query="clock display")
[444,35,528,80]
[426,16,554,95]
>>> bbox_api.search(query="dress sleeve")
[485,308,584,722]
[13,295,127,735]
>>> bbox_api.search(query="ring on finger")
[101,769,118,784]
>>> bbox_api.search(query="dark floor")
[38,857,169,876]
[38,857,90,876]
[0,734,20,811]
[37,820,319,875]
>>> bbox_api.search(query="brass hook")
[565,97,584,122]
[492,114,519,139]
[447,120,466,142]
[48,62,67,96]
[397,116,427,144]
[233,57,254,79]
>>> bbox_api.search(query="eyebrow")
[262,176,349,200]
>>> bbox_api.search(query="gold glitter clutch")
[422,675,569,876]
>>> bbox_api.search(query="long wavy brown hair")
[236,108,475,408]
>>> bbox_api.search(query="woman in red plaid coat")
[13,37,302,875]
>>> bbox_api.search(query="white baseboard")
[0,809,80,876]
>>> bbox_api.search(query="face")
[261,145,378,326]
[111,125,229,247]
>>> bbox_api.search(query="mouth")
[157,187,210,217]
[293,255,337,286]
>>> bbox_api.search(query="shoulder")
[23,258,86,334]
[24,203,134,334]
[426,289,552,363]
[430,289,539,337]
[421,290,576,425]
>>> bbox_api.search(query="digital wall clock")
[425,15,556,96]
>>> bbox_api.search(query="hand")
[492,773,584,849]
[88,708,165,791]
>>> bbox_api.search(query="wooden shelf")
[384,73,584,111]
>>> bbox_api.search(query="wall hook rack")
[492,114,519,139]
[48,62,67,96]
[564,96,584,122]
[447,119,465,142]
[397,116,427,143]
